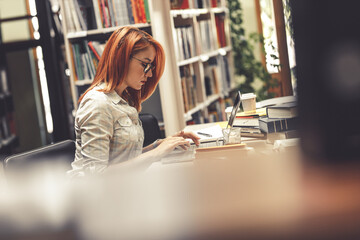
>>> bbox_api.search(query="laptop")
[189,90,242,148]
[161,91,242,163]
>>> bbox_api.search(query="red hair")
[78,26,165,111]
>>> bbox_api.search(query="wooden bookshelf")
[59,0,152,110]
[60,0,234,136]
[151,0,235,135]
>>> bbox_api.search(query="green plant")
[227,0,279,101]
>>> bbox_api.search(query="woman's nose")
[145,68,153,77]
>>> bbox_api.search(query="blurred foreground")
[1,141,360,240]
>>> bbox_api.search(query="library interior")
[1,0,360,239]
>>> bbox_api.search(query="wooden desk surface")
[147,141,360,240]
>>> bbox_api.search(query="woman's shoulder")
[78,89,111,110]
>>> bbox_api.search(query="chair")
[4,139,75,180]
[139,113,162,147]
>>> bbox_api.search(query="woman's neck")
[115,83,127,97]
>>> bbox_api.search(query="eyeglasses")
[131,56,155,74]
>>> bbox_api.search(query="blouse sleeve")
[75,96,114,174]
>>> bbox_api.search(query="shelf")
[211,7,228,14]
[170,9,209,18]
[178,46,231,66]
[75,79,93,86]
[66,23,152,40]
[184,94,221,121]
[178,56,200,66]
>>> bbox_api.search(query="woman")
[68,26,200,177]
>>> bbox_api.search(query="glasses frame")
[131,56,155,74]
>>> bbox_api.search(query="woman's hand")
[172,130,200,146]
[154,136,191,158]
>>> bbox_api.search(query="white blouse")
[68,83,144,177]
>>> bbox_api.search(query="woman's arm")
[107,136,190,174]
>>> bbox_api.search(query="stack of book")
[225,96,299,141]
[225,107,267,138]
[259,100,299,143]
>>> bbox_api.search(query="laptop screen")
[226,90,242,129]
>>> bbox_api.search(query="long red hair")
[78,26,165,111]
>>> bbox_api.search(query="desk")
[2,127,360,240]
[146,129,360,240]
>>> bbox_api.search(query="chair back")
[139,113,162,147]
[4,140,75,180]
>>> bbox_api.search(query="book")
[259,117,299,134]
[87,41,101,61]
[73,0,88,30]
[266,101,298,119]
[112,0,129,26]
[91,0,103,29]
[126,0,135,24]
[266,130,299,144]
[170,0,190,9]
[240,127,266,138]
[63,0,76,32]
[256,95,297,109]
[225,107,267,120]
[100,0,110,28]
[130,0,140,23]
[83,40,96,78]
[72,43,84,80]
[215,14,226,48]
[143,0,150,22]
[233,116,259,127]
[68,0,82,31]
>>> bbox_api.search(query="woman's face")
[124,45,156,91]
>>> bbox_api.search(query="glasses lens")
[144,64,150,73]
[144,63,154,74]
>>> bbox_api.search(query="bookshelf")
[59,0,234,137]
[151,0,235,135]
[0,32,18,157]
[59,0,152,111]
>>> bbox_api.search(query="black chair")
[4,140,75,181]
[139,113,162,147]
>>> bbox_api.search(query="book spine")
[91,41,105,57]
[63,0,76,32]
[69,0,82,31]
[112,0,123,26]
[91,0,103,29]
[100,0,109,27]
[130,0,139,23]
[143,0,150,23]
[119,0,130,25]
[71,43,83,80]
[126,0,135,24]
[87,41,101,61]
[259,117,298,133]
[170,0,189,9]
[106,0,116,26]
[73,0,87,30]
[83,40,96,79]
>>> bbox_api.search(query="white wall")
[238,0,264,90]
